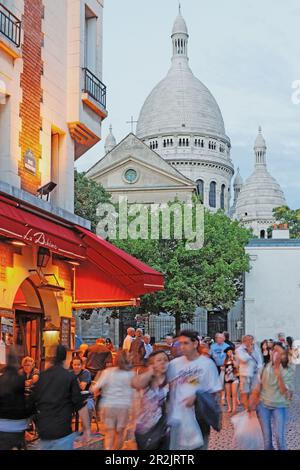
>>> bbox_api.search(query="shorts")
[240,375,259,394]
[101,406,130,431]
[225,379,239,385]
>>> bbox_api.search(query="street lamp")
[37,247,51,268]
[36,181,57,201]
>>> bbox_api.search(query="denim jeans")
[38,432,80,450]
[257,402,288,450]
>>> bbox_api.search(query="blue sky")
[75,0,300,209]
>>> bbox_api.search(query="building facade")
[86,132,196,204]
[0,0,107,212]
[0,0,163,368]
[0,0,106,366]
[89,7,234,212]
[245,229,300,342]
[232,127,286,238]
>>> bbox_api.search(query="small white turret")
[104,125,117,154]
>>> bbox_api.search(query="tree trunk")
[207,310,228,338]
[175,311,181,336]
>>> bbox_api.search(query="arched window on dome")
[209,182,216,208]
[201,139,204,148]
[179,138,182,147]
[196,179,204,202]
[220,184,226,210]
[260,230,266,239]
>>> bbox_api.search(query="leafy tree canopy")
[114,203,251,329]
[74,170,111,232]
[271,206,300,238]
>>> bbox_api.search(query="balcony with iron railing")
[0,3,21,48]
[69,68,107,159]
[82,67,107,112]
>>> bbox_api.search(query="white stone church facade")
[87,8,287,238]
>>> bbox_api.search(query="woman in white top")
[90,350,134,450]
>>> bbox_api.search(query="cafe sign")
[23,228,58,250]
[24,149,37,174]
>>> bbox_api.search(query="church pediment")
[86,133,195,189]
[90,156,196,190]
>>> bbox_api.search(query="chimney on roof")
[272,223,290,239]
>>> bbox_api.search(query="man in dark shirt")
[85,338,113,380]
[0,350,32,450]
[32,345,90,450]
[223,331,235,351]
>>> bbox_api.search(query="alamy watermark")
[96,197,204,251]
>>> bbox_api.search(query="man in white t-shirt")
[122,327,135,352]
[143,334,153,360]
[167,330,222,450]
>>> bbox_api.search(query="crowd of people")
[0,328,298,451]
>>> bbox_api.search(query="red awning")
[0,193,164,308]
[73,227,164,307]
[0,195,86,260]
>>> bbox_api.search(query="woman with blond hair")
[90,350,134,450]
[19,356,39,396]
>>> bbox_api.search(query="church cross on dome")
[126,115,138,133]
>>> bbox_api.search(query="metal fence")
[144,315,207,343]
[77,307,244,347]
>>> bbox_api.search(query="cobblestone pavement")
[209,365,300,450]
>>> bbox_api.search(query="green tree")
[114,205,251,332]
[271,206,300,238]
[74,170,111,232]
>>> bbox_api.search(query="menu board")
[0,316,14,345]
[0,341,6,365]
[60,317,71,349]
